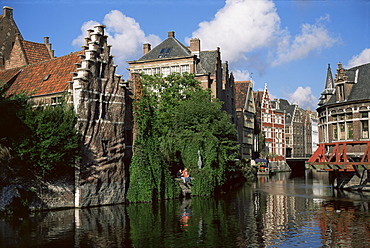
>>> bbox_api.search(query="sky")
[3,0,370,110]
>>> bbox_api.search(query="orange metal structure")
[307,141,370,171]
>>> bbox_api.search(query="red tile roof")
[235,81,251,109]
[3,51,83,97]
[21,40,52,64]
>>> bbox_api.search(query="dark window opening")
[158,47,172,58]
[102,139,109,157]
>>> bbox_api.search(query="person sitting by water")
[177,169,183,178]
[181,168,192,185]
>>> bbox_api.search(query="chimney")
[168,31,175,38]
[44,37,54,58]
[143,43,151,54]
[190,38,200,53]
[3,6,13,18]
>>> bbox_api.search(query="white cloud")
[285,86,318,111]
[272,14,338,66]
[72,20,101,47]
[232,69,251,81]
[190,0,338,74]
[72,10,161,77]
[346,48,370,68]
[191,0,280,63]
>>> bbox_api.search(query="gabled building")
[127,31,236,123]
[235,80,255,160]
[310,62,370,164]
[0,6,130,209]
[272,99,316,158]
[254,84,285,163]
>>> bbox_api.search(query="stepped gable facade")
[0,5,130,209]
[254,84,285,162]
[317,63,370,153]
[235,80,255,159]
[127,31,236,124]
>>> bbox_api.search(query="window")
[153,67,160,75]
[361,112,369,118]
[143,68,152,75]
[181,64,190,73]
[340,123,345,140]
[362,120,369,139]
[338,84,345,101]
[162,67,170,77]
[333,124,338,140]
[171,66,179,73]
[347,122,353,139]
[102,139,109,157]
[158,47,172,58]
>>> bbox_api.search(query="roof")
[137,36,191,61]
[21,40,52,64]
[130,32,219,77]
[320,63,370,107]
[196,50,217,75]
[1,51,83,97]
[235,81,251,109]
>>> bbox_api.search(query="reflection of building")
[127,31,236,123]
[235,80,255,159]
[254,84,285,162]
[0,6,130,208]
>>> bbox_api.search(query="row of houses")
[236,80,319,164]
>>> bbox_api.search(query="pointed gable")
[235,81,251,109]
[20,40,52,64]
[0,6,23,65]
[137,32,191,62]
[5,51,83,97]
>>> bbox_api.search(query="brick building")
[0,6,130,209]
[235,80,255,160]
[127,31,236,124]
[313,62,370,162]
[254,84,285,162]
[272,99,317,158]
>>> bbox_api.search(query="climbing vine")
[126,73,238,202]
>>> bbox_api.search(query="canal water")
[2,171,370,247]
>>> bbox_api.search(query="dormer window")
[338,83,345,101]
[158,47,172,58]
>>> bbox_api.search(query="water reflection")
[2,171,370,247]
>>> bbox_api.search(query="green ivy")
[127,73,238,202]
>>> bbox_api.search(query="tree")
[14,99,81,177]
[0,87,81,179]
[126,73,238,202]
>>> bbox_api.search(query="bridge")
[306,141,370,190]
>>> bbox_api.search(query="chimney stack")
[168,31,175,38]
[3,6,13,17]
[44,37,54,58]
[190,38,200,55]
[143,43,151,54]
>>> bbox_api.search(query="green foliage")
[14,100,81,176]
[0,89,81,178]
[127,73,238,202]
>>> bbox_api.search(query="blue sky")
[3,0,370,110]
